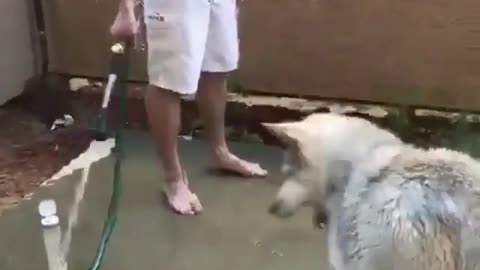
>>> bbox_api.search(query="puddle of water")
[42,223,67,270]
[59,166,90,263]
[42,138,115,186]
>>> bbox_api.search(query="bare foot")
[162,172,203,215]
[210,150,268,177]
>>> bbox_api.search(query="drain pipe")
[31,0,49,76]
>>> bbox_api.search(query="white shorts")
[143,0,239,95]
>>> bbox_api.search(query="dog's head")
[263,113,403,226]
[262,115,331,219]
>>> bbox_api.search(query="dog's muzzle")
[268,200,294,218]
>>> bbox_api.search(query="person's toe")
[247,162,268,177]
[190,194,203,213]
[163,181,201,216]
[172,197,195,215]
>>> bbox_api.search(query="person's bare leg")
[144,85,202,215]
[196,72,267,177]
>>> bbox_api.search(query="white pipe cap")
[41,215,60,227]
[38,199,57,218]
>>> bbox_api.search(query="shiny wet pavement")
[0,130,327,270]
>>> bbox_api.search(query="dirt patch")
[0,107,91,215]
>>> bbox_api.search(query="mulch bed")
[0,108,91,213]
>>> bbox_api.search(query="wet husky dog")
[263,112,480,270]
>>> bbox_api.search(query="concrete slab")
[0,131,327,270]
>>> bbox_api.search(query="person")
[110,0,268,216]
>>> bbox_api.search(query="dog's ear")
[262,122,307,146]
[262,121,310,168]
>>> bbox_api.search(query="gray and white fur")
[263,112,480,270]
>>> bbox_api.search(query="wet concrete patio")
[0,130,327,270]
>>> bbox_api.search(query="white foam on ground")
[42,138,116,187]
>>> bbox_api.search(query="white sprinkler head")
[38,199,59,227]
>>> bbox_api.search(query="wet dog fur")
[263,112,480,270]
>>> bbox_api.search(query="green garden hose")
[88,42,130,270]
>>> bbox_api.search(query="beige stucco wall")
[0,0,37,105]
[44,0,480,111]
